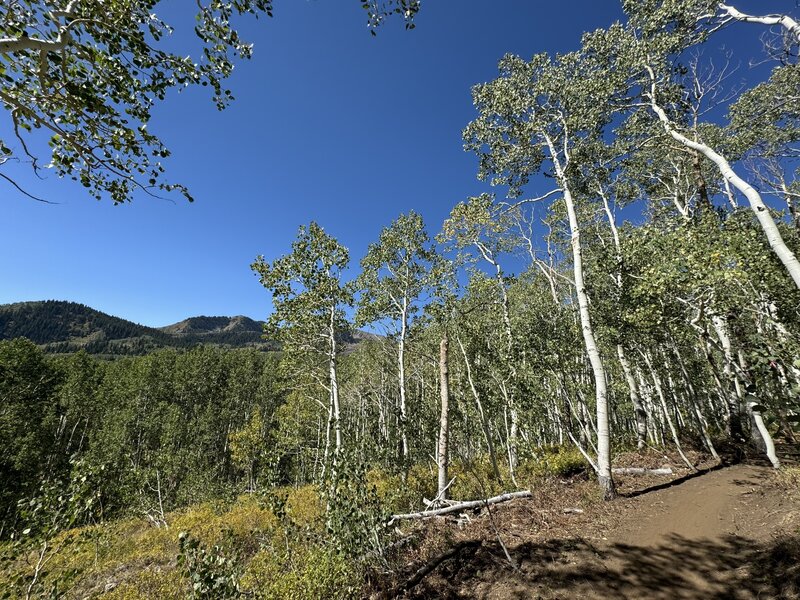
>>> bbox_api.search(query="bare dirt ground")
[379,462,800,599]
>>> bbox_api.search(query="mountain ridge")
[0,300,272,356]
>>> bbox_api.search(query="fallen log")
[612,467,673,476]
[388,490,532,525]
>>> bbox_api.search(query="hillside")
[0,300,273,356]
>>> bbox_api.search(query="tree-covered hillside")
[0,301,274,356]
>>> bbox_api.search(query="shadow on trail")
[621,462,726,499]
[409,533,800,599]
[621,461,775,499]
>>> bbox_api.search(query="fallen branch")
[375,540,482,599]
[612,467,673,476]
[388,490,532,525]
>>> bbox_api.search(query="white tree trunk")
[329,307,342,455]
[398,300,409,459]
[545,134,615,500]
[646,69,800,290]
[642,351,695,471]
[437,336,451,499]
[456,335,501,481]
[618,345,648,450]
[600,191,649,451]
[712,315,780,468]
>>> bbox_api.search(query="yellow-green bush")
[367,463,437,513]
[284,485,324,528]
[517,446,588,483]
[104,568,185,600]
[240,545,357,600]
[448,456,511,500]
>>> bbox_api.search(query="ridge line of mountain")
[0,300,271,356]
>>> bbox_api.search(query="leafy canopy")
[0,1,419,203]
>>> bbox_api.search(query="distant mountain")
[0,301,273,357]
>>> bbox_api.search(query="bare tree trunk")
[398,300,409,460]
[618,345,648,450]
[456,335,501,481]
[670,341,720,460]
[546,134,615,499]
[599,189,648,453]
[737,350,781,469]
[437,336,451,499]
[642,351,695,471]
[329,307,342,474]
[711,315,780,467]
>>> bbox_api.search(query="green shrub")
[518,446,588,482]
[177,531,242,599]
[241,545,357,600]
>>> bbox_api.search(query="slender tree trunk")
[398,301,409,460]
[737,350,781,469]
[329,307,342,458]
[478,244,519,471]
[546,135,615,499]
[618,345,648,450]
[456,335,501,481]
[670,340,720,460]
[642,351,695,470]
[647,70,800,289]
[711,315,780,467]
[437,336,450,499]
[599,191,648,453]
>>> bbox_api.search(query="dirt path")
[405,464,800,599]
[612,465,775,545]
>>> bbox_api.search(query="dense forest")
[2,0,800,598]
[0,301,274,356]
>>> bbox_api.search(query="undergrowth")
[0,447,591,598]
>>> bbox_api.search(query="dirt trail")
[612,464,774,544]
[407,464,800,599]
[592,465,794,599]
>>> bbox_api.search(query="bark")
[0,2,79,55]
[398,299,409,459]
[712,315,780,467]
[388,490,533,523]
[475,241,519,471]
[670,340,720,460]
[618,345,648,450]
[437,336,451,499]
[747,401,781,468]
[718,4,800,44]
[329,307,342,457]
[599,189,649,452]
[456,335,502,481]
[646,67,800,290]
[642,351,696,471]
[612,467,673,476]
[545,134,615,500]
[737,351,781,469]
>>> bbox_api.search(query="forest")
[1,0,800,598]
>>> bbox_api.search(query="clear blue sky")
[0,1,774,326]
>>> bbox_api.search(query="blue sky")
[0,0,776,326]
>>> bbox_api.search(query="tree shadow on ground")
[408,533,800,599]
